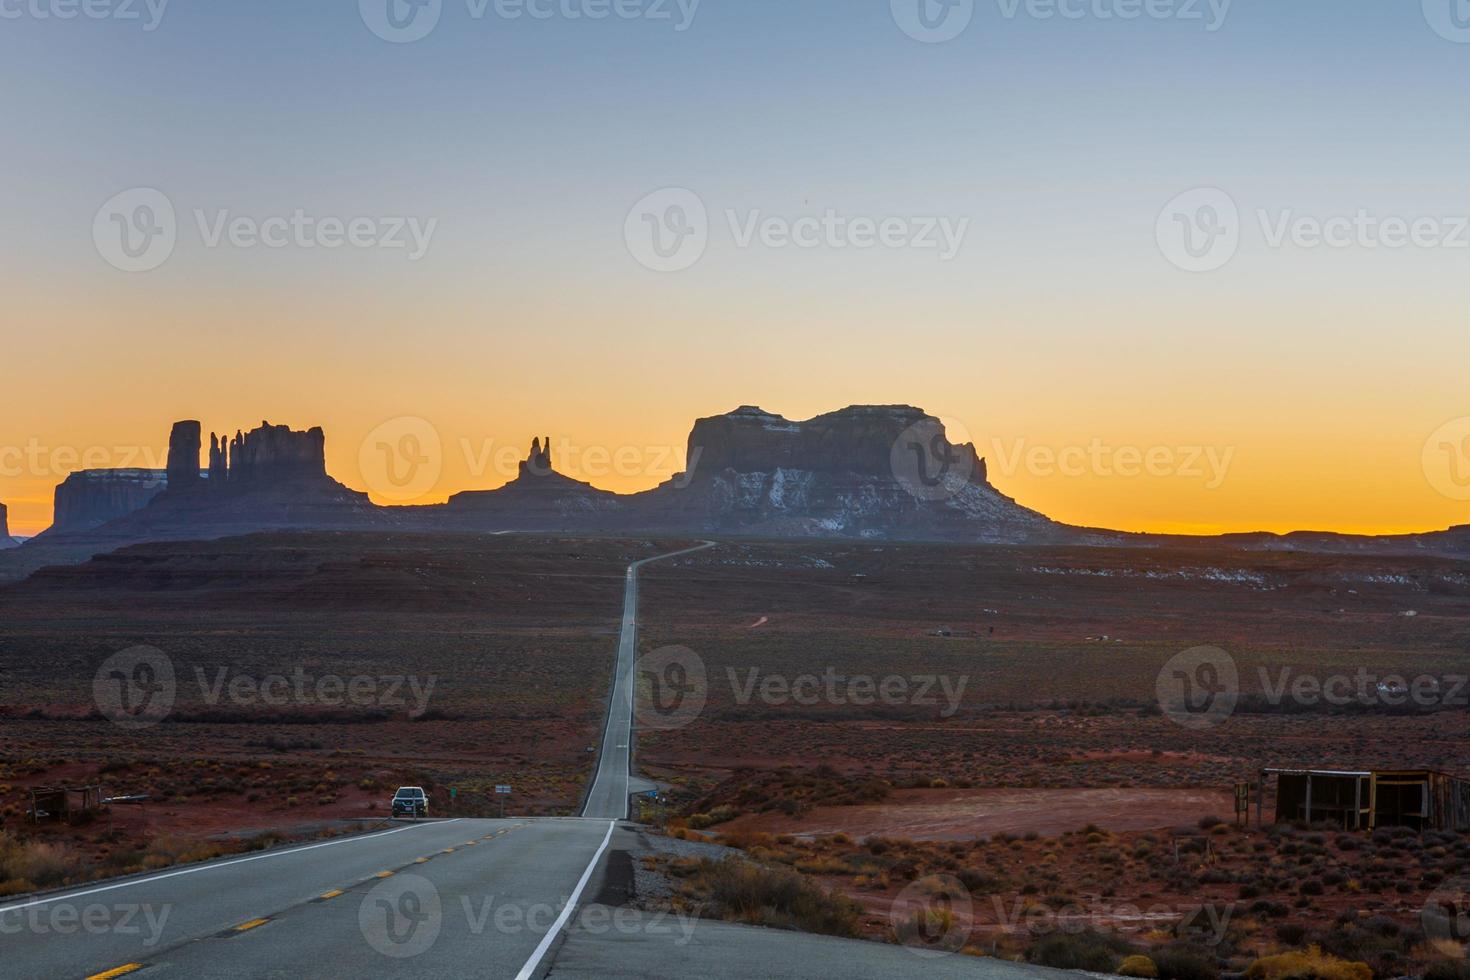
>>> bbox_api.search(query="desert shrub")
[1424,962,1470,980]
[0,833,83,890]
[1246,946,1371,980]
[1276,923,1308,945]
[687,805,740,830]
[693,858,862,937]
[956,867,998,893]
[893,905,964,953]
[1027,929,1135,972]
[1119,954,1160,978]
[1153,944,1220,980]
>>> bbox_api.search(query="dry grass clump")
[679,857,863,937]
[1246,946,1371,980]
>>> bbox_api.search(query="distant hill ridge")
[1,407,1466,579]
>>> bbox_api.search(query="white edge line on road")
[0,819,461,915]
[580,541,715,819]
[513,819,617,980]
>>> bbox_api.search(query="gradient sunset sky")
[3,1,1468,536]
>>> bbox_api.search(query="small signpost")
[1235,781,1251,827]
[496,784,512,818]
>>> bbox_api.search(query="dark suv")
[391,786,428,818]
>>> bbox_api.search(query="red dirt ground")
[718,787,1237,841]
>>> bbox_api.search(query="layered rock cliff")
[629,405,1058,543]
[51,469,169,533]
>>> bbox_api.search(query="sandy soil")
[720,787,1237,840]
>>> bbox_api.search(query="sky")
[3,0,1469,536]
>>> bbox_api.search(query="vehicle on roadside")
[391,786,428,818]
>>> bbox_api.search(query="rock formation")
[51,469,169,533]
[0,502,17,549]
[224,422,328,484]
[166,421,202,490]
[209,432,228,484]
[518,437,554,478]
[630,405,1054,543]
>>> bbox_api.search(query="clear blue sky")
[3,0,1469,536]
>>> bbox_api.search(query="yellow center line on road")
[85,966,143,980]
[414,857,429,864]
[319,889,344,900]
[374,871,394,879]
[234,918,269,932]
[442,847,455,853]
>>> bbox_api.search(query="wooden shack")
[28,785,104,825]
[1266,768,1470,831]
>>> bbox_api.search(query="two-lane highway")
[581,542,716,820]
[4,539,1065,979]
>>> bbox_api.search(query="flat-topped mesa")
[52,469,168,533]
[224,422,328,485]
[686,404,988,484]
[166,421,203,490]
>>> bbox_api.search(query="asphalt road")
[581,542,716,820]
[4,540,1064,978]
